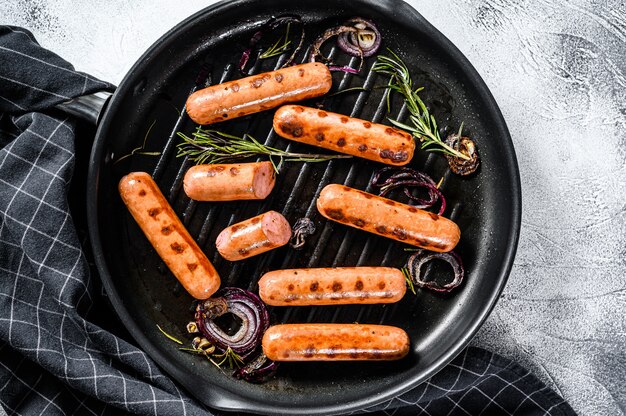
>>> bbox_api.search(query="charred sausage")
[262,324,410,361]
[273,105,415,165]
[183,162,276,201]
[186,62,332,125]
[258,267,406,306]
[118,172,221,299]
[216,211,291,261]
[317,184,460,252]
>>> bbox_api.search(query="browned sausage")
[118,172,221,299]
[215,211,291,261]
[258,267,406,306]
[273,105,415,165]
[186,63,332,125]
[262,324,410,361]
[183,162,276,201]
[317,184,460,252]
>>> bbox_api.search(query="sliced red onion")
[309,25,358,65]
[239,15,304,74]
[406,249,464,293]
[195,287,269,355]
[310,18,381,73]
[328,65,360,74]
[371,167,446,215]
[289,217,316,249]
[233,353,278,383]
[337,18,381,58]
[193,62,212,87]
[238,48,254,74]
[445,134,479,176]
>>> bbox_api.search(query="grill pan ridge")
[87,0,521,414]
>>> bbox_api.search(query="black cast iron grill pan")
[86,0,521,414]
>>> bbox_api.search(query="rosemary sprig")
[177,128,351,173]
[373,50,469,160]
[259,22,292,59]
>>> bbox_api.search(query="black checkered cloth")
[0,26,576,416]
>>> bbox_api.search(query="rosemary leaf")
[401,267,416,295]
[328,86,370,97]
[156,324,183,345]
[179,347,205,354]
[388,118,416,132]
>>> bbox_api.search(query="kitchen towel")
[0,25,575,416]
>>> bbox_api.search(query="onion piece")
[289,217,316,249]
[406,249,464,293]
[371,167,446,215]
[309,18,381,74]
[328,65,360,74]
[309,25,358,65]
[239,14,305,74]
[195,287,269,355]
[233,353,278,383]
[337,18,381,58]
[445,134,479,176]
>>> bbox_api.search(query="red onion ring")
[309,18,381,74]
[309,25,358,65]
[406,249,464,293]
[233,353,278,383]
[336,18,381,58]
[195,287,269,355]
[371,167,446,215]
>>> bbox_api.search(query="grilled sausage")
[186,62,332,125]
[216,211,291,261]
[317,184,460,252]
[273,105,415,165]
[258,267,406,306]
[262,324,410,361]
[183,162,276,201]
[118,172,221,299]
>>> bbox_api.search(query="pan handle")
[55,91,113,125]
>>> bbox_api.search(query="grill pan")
[86,0,521,414]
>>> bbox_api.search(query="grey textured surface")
[1,0,624,415]
[427,2,626,415]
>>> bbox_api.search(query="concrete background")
[1,0,625,415]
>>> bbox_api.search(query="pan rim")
[86,0,522,413]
